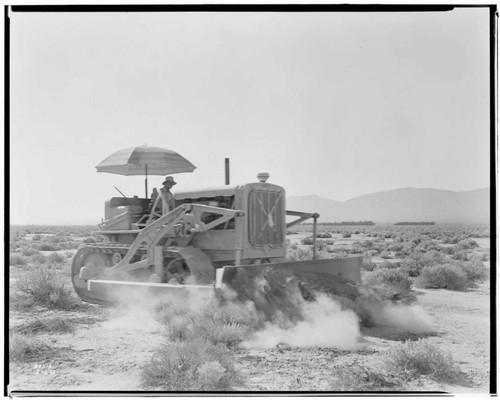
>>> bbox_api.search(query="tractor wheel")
[71,248,111,303]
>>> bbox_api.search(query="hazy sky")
[9,7,491,224]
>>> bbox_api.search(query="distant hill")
[287,187,490,224]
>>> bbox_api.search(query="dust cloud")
[243,293,361,349]
[368,303,435,333]
[101,282,214,333]
[98,269,434,350]
[101,287,163,333]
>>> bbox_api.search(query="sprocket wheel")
[71,247,111,303]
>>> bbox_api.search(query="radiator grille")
[248,189,284,247]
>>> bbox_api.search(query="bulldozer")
[72,172,364,304]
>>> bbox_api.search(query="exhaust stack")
[225,158,230,185]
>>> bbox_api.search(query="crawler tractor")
[72,173,363,304]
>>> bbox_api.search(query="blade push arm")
[106,204,243,276]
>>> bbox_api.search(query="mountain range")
[286,187,490,224]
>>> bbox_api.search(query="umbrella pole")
[145,164,148,199]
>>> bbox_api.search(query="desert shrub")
[418,240,440,251]
[415,264,470,291]
[386,339,466,383]
[471,250,490,262]
[32,234,43,241]
[363,261,378,272]
[287,247,313,261]
[42,235,67,244]
[9,253,28,266]
[155,298,257,347]
[364,267,412,291]
[37,243,60,251]
[426,249,447,264]
[20,247,40,257]
[455,239,478,250]
[286,238,298,250]
[442,235,460,245]
[13,317,75,335]
[9,333,54,363]
[316,239,329,252]
[401,253,436,278]
[379,260,401,270]
[366,249,378,257]
[457,259,489,283]
[191,317,247,348]
[203,301,259,328]
[316,232,332,239]
[363,240,374,250]
[16,265,77,310]
[330,250,349,259]
[47,252,66,264]
[154,297,193,326]
[350,242,363,254]
[329,364,402,391]
[439,246,454,255]
[400,242,416,256]
[451,249,469,261]
[342,232,352,238]
[300,236,314,245]
[141,337,244,390]
[388,242,403,252]
[372,243,387,253]
[30,253,48,265]
[379,251,392,259]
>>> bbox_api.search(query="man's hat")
[163,176,177,185]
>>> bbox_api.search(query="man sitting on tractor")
[159,176,176,214]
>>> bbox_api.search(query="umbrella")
[95,145,196,198]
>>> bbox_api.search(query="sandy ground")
[232,281,491,392]
[8,278,491,394]
[8,230,492,394]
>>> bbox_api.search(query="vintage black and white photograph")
[7,4,493,394]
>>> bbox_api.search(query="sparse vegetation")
[47,252,66,264]
[141,337,244,391]
[16,265,77,310]
[330,339,468,390]
[143,298,252,390]
[30,253,48,265]
[415,264,470,291]
[300,236,314,245]
[287,247,313,261]
[12,317,75,335]
[9,333,54,363]
[457,259,489,284]
[363,267,412,291]
[10,253,28,266]
[316,232,332,239]
[386,339,467,384]
[329,364,403,391]
[9,223,489,391]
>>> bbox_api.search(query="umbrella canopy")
[95,146,196,198]
[95,146,196,176]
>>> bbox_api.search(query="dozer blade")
[85,279,214,304]
[218,256,363,288]
[215,257,364,322]
[216,256,363,303]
